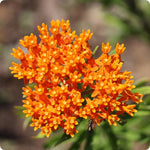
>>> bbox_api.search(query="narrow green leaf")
[143,95,150,105]
[23,94,27,98]
[139,105,150,110]
[14,106,26,117]
[140,125,150,135]
[33,131,46,139]
[84,131,94,150]
[56,133,71,145]
[124,132,140,141]
[135,79,149,88]
[102,123,118,149]
[109,49,116,55]
[44,132,64,149]
[28,83,36,89]
[135,110,150,117]
[23,116,32,130]
[68,130,86,150]
[44,132,72,149]
[132,86,150,95]
[92,45,99,56]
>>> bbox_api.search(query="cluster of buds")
[9,19,142,137]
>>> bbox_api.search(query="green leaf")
[44,132,64,149]
[44,132,72,149]
[135,79,149,88]
[92,45,99,56]
[23,94,27,98]
[27,83,36,89]
[124,131,140,141]
[132,86,150,95]
[56,133,72,145]
[23,116,32,130]
[143,95,150,105]
[14,106,26,117]
[140,125,150,135]
[101,123,118,149]
[68,130,86,150]
[138,105,150,111]
[109,49,116,55]
[33,131,46,139]
[84,131,95,150]
[134,110,150,117]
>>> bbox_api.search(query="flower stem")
[92,45,99,57]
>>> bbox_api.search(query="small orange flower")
[10,19,142,138]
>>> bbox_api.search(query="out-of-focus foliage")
[77,0,150,43]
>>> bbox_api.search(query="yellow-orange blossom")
[10,19,142,137]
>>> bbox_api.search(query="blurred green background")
[0,0,150,150]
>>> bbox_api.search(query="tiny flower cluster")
[10,19,142,137]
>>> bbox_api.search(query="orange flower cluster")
[10,19,142,137]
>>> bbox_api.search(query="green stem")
[92,45,99,57]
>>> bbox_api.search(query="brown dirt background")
[0,0,150,150]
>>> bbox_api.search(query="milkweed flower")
[9,19,142,137]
